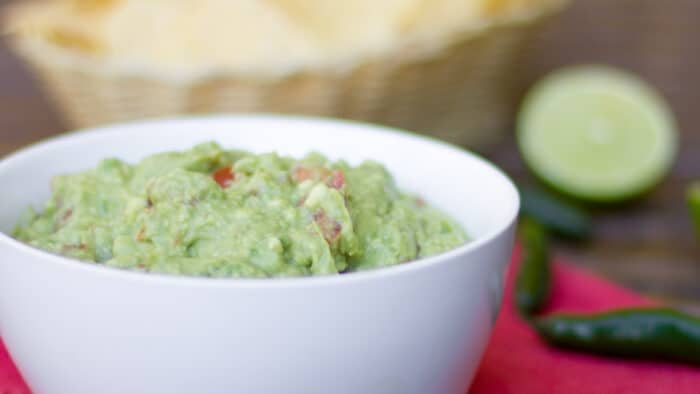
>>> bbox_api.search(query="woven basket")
[10,3,566,149]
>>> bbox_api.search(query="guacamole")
[13,142,467,277]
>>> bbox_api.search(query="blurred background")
[0,0,698,306]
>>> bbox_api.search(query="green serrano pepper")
[535,308,700,364]
[515,218,551,317]
[688,182,700,239]
[519,185,591,240]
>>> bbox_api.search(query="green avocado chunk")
[14,142,467,278]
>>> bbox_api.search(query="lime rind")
[517,65,678,202]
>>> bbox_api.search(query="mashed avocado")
[14,142,467,277]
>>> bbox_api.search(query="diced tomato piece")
[294,166,314,183]
[313,210,342,243]
[61,243,87,253]
[294,166,339,185]
[212,166,235,188]
[294,166,345,192]
[327,170,345,189]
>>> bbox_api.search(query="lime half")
[517,66,677,202]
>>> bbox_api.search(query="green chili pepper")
[535,307,700,365]
[515,218,551,317]
[519,185,592,240]
[688,182,700,239]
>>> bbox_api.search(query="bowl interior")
[0,115,518,250]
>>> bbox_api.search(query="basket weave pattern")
[16,12,557,149]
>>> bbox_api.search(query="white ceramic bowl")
[0,116,518,394]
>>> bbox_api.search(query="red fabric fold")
[1,251,699,393]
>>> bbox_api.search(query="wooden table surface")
[0,0,698,305]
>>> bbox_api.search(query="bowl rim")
[0,114,519,288]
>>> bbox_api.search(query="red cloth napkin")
[470,250,700,393]
[0,338,26,394]
[1,251,699,393]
